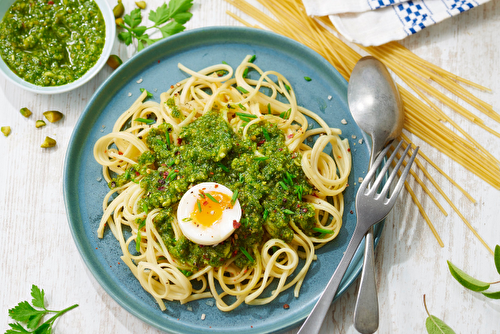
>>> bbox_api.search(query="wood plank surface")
[1,0,499,333]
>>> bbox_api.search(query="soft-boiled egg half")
[177,182,242,245]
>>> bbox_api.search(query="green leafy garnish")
[118,0,193,52]
[267,103,271,114]
[279,181,289,191]
[135,219,146,252]
[240,247,254,262]
[495,245,500,275]
[282,209,294,215]
[218,162,230,173]
[182,217,192,222]
[263,209,269,220]
[248,55,256,63]
[222,61,228,65]
[304,76,312,81]
[285,84,291,91]
[134,117,155,124]
[279,108,291,119]
[254,156,269,162]
[482,290,500,299]
[6,285,78,334]
[197,199,202,212]
[179,269,192,277]
[447,260,490,292]
[236,86,249,94]
[167,172,178,182]
[294,185,304,201]
[140,88,153,98]
[262,127,270,141]
[206,193,219,203]
[423,295,456,334]
[238,103,247,111]
[313,227,333,234]
[236,112,257,119]
[243,67,249,78]
[231,189,238,206]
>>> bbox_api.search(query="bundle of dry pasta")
[225,0,496,254]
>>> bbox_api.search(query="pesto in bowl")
[0,0,114,94]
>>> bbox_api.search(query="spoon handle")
[353,227,379,334]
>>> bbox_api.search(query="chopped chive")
[279,181,289,191]
[248,55,256,63]
[236,112,257,119]
[222,61,228,65]
[182,217,193,222]
[124,169,130,180]
[206,193,219,203]
[243,67,249,78]
[134,117,155,124]
[313,227,333,234]
[218,162,230,173]
[254,156,269,162]
[237,86,249,94]
[294,185,303,201]
[242,121,248,127]
[167,160,175,166]
[166,133,171,146]
[167,172,178,182]
[304,76,312,81]
[240,247,254,262]
[272,246,278,254]
[279,108,291,119]
[138,218,146,229]
[263,209,269,220]
[136,231,142,252]
[179,269,192,277]
[199,192,206,198]
[239,116,251,123]
[231,189,239,206]
[197,199,202,212]
[285,84,291,91]
[267,103,271,114]
[283,209,294,215]
[142,203,148,213]
[239,174,244,183]
[216,70,227,76]
[140,88,153,98]
[262,127,270,141]
[238,103,247,111]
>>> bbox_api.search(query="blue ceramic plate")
[63,27,382,334]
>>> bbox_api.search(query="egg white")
[177,182,242,245]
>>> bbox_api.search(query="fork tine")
[358,142,393,193]
[386,147,419,207]
[368,140,404,196]
[378,143,412,198]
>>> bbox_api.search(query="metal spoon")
[347,56,404,334]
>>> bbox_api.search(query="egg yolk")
[191,191,233,228]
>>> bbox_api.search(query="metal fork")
[297,140,419,334]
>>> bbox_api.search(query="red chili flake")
[118,262,120,265]
[203,201,208,206]
[233,220,241,229]
[174,169,179,173]
[312,193,319,198]
[346,184,349,187]
[302,208,308,213]
[158,60,160,63]
[347,148,351,152]
[257,139,265,146]
[338,156,342,159]
[251,326,253,328]
[283,304,289,309]
[210,172,214,175]
[177,138,182,145]
[278,148,283,151]
[170,85,174,89]
[287,134,294,139]
[232,250,238,256]
[135,172,140,176]
[48,0,54,4]
[215,184,218,188]
[118,151,123,155]
[350,210,353,214]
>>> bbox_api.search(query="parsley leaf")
[118,0,193,52]
[6,285,78,334]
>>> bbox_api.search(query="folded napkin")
[303,0,490,46]
[302,0,411,15]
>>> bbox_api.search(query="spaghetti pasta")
[93,56,352,311]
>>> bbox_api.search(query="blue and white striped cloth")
[302,0,489,46]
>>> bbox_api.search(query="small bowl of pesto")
[0,0,115,94]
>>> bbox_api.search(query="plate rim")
[63,26,383,334]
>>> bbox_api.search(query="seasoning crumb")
[358,139,363,144]
[97,177,102,182]
[154,88,158,92]
[186,305,193,312]
[341,119,347,125]
[358,177,364,183]
[283,304,289,309]
[351,135,357,139]
[201,314,206,320]
[205,300,214,307]
[128,92,132,97]
[328,95,332,100]
[136,78,143,84]
[102,125,106,129]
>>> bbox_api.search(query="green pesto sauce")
[0,0,105,86]
[111,109,322,271]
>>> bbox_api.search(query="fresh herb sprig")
[447,245,500,299]
[6,285,78,334]
[118,0,193,52]
[423,295,456,334]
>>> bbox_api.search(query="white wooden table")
[1,1,499,333]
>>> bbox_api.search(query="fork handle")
[297,228,367,334]
[353,227,379,334]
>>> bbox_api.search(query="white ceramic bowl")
[0,0,115,94]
